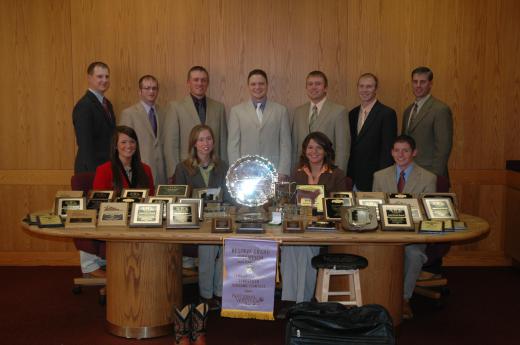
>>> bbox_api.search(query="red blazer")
[93,161,155,195]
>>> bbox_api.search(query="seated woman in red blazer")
[93,126,155,194]
[76,126,155,278]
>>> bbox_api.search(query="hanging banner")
[221,238,278,320]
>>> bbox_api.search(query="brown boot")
[191,303,208,345]
[174,305,191,345]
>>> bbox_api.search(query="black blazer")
[73,91,116,173]
[347,101,397,191]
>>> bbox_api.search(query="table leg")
[106,241,182,338]
[329,244,404,326]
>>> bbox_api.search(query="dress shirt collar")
[140,101,155,115]
[88,89,104,104]
[252,98,267,111]
[414,94,431,112]
[309,97,327,115]
[396,163,414,183]
[360,98,377,115]
[191,94,207,107]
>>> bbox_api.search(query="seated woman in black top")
[174,124,229,309]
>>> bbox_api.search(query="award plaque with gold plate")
[65,209,97,229]
[212,217,233,233]
[37,214,64,228]
[419,220,444,234]
[166,203,200,229]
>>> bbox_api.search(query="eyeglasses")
[141,86,158,91]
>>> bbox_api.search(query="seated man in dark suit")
[372,135,436,319]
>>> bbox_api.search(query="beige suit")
[119,102,167,184]
[163,95,227,178]
[227,100,291,175]
[372,162,436,195]
[402,96,453,177]
[291,99,350,171]
[372,162,436,300]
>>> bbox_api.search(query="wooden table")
[22,214,489,338]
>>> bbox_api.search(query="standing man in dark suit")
[73,61,116,173]
[347,73,397,191]
[402,67,453,178]
[72,61,115,277]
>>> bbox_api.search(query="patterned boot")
[191,302,209,345]
[173,305,191,345]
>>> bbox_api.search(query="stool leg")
[353,270,363,306]
[315,269,331,302]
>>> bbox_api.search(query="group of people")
[72,61,453,320]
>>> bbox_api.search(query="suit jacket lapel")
[86,91,114,127]
[409,97,434,132]
[183,95,200,124]
[260,101,273,129]
[357,101,380,140]
[311,100,330,131]
[137,103,157,140]
[403,163,419,194]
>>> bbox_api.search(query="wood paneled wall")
[1,0,519,266]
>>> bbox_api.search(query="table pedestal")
[329,244,404,326]
[106,242,182,338]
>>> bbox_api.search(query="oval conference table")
[22,213,488,338]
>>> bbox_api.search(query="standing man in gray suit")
[119,75,167,184]
[291,71,349,171]
[402,66,453,178]
[228,69,291,177]
[164,66,227,180]
[372,135,437,320]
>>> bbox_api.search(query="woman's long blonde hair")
[182,124,219,175]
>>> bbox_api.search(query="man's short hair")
[306,70,328,87]
[138,75,158,89]
[87,61,109,75]
[358,72,378,88]
[394,134,416,151]
[187,66,209,81]
[411,66,433,81]
[248,69,268,84]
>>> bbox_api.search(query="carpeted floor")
[0,266,518,345]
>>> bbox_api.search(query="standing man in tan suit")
[164,66,227,180]
[291,71,349,171]
[372,134,437,320]
[402,66,453,178]
[119,75,167,184]
[228,69,291,177]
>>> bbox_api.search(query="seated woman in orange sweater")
[76,126,154,277]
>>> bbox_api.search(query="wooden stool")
[311,253,368,306]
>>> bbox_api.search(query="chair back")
[71,172,95,194]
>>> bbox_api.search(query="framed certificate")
[212,217,233,233]
[388,195,424,223]
[88,190,114,200]
[55,190,84,198]
[98,202,128,227]
[65,209,97,229]
[156,184,189,197]
[55,197,86,218]
[122,188,149,200]
[379,204,414,231]
[422,197,458,220]
[421,192,459,209]
[166,203,200,229]
[178,198,204,220]
[295,185,325,213]
[193,187,222,202]
[323,197,352,221]
[129,203,163,227]
[356,198,384,220]
[147,196,175,218]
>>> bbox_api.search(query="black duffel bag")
[285,302,395,345]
